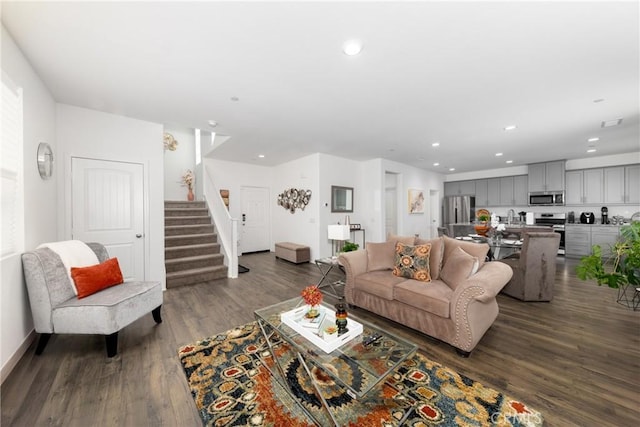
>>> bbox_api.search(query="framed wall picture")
[408,188,425,214]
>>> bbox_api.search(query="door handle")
[136,234,143,238]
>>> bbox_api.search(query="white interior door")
[385,188,397,237]
[240,186,270,254]
[430,189,440,238]
[71,157,145,281]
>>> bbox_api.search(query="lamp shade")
[328,224,350,240]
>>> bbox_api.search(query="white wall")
[1,25,58,381]
[318,154,363,257]
[273,154,321,258]
[56,105,166,287]
[163,126,196,201]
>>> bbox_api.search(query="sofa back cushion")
[442,235,489,271]
[386,233,416,245]
[366,241,397,271]
[439,247,479,290]
[392,242,432,282]
[415,237,444,280]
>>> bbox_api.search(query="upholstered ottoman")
[275,242,310,264]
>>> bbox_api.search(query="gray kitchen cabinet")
[605,164,640,205]
[565,225,620,259]
[604,167,625,204]
[475,179,488,206]
[625,164,640,204]
[513,175,528,206]
[528,161,565,192]
[499,176,514,206]
[444,180,475,196]
[565,168,603,205]
[590,226,620,259]
[583,168,604,204]
[565,170,583,205]
[565,225,592,258]
[487,178,501,206]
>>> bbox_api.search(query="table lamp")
[328,224,351,256]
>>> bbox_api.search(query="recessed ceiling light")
[449,168,455,171]
[495,152,503,157]
[601,118,623,128]
[432,142,440,147]
[433,162,440,166]
[503,125,517,131]
[587,148,597,153]
[506,160,513,164]
[343,40,363,56]
[258,154,265,158]
[208,120,217,128]
[587,137,600,142]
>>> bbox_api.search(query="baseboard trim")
[1,329,36,385]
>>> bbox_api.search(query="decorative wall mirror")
[331,186,353,213]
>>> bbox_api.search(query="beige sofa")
[338,235,513,356]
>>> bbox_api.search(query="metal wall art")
[277,188,311,214]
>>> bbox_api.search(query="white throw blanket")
[38,240,100,295]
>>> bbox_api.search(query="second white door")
[240,186,270,254]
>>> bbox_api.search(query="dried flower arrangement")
[181,169,194,191]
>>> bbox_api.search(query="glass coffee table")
[254,297,418,426]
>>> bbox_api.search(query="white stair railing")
[203,164,239,278]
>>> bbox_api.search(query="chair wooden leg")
[105,332,118,358]
[152,305,162,324]
[35,333,52,355]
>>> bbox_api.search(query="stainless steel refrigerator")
[443,196,475,227]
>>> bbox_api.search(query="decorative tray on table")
[281,305,364,354]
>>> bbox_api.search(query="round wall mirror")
[37,142,54,179]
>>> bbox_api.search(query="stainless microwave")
[529,192,564,206]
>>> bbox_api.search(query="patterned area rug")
[178,322,542,426]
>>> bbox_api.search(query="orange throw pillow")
[71,258,124,299]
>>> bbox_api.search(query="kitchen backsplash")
[480,205,640,223]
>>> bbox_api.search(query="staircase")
[164,201,226,288]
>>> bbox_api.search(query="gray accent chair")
[21,242,163,357]
[498,232,560,301]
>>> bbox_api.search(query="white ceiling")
[2,1,638,173]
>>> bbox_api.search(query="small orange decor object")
[474,223,491,236]
[301,284,323,309]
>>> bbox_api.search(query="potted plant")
[474,214,491,236]
[342,241,359,252]
[576,221,640,308]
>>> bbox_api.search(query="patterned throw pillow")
[392,242,432,282]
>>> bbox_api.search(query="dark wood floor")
[2,253,639,426]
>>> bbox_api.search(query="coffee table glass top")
[254,297,418,398]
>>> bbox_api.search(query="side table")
[314,257,345,299]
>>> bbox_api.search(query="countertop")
[565,223,628,227]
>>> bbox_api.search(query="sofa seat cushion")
[353,271,407,300]
[394,279,453,318]
[52,280,162,335]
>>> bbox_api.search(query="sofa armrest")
[463,261,513,302]
[338,250,368,303]
[449,261,513,351]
